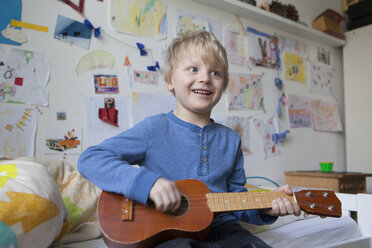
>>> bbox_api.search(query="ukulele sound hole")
[165,196,189,217]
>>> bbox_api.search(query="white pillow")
[0,160,70,248]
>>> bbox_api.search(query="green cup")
[320,162,333,172]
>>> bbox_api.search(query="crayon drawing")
[285,53,306,84]
[288,94,312,128]
[311,99,343,132]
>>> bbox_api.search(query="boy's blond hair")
[164,31,229,90]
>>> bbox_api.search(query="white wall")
[1,0,345,186]
[343,25,372,193]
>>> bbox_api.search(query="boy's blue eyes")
[188,67,221,77]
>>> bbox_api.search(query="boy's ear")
[166,78,174,91]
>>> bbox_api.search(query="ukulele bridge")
[122,197,133,221]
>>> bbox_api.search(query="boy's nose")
[198,71,210,83]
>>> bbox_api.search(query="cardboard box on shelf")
[312,9,345,39]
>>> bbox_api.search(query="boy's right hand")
[149,177,182,213]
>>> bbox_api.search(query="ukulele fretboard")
[206,191,294,212]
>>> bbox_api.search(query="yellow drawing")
[0,191,60,233]
[76,50,115,76]
[0,108,12,135]
[0,164,17,188]
[110,0,167,40]
[4,132,26,158]
[16,109,32,131]
[176,16,210,37]
[285,53,306,84]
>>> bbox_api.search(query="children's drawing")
[176,14,210,37]
[1,24,27,43]
[317,47,330,65]
[110,0,167,40]
[44,128,82,154]
[76,50,115,76]
[227,73,264,111]
[131,91,176,125]
[212,115,252,155]
[0,0,22,46]
[0,48,50,106]
[124,56,134,88]
[285,53,306,84]
[0,105,37,158]
[85,96,131,146]
[311,99,343,132]
[98,97,119,126]
[288,94,312,128]
[175,10,223,41]
[133,70,159,85]
[253,117,280,159]
[224,29,249,67]
[94,74,119,94]
[54,15,92,49]
[247,26,279,68]
[310,62,333,96]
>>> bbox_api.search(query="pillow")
[17,157,102,244]
[241,184,315,234]
[0,160,70,248]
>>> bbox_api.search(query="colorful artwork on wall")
[287,94,312,128]
[110,0,167,40]
[285,53,306,84]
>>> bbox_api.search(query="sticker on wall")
[56,112,67,121]
[110,0,167,40]
[44,128,82,154]
[227,73,264,111]
[94,74,119,94]
[54,15,92,49]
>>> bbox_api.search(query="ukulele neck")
[206,191,294,212]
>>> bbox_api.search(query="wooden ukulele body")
[98,179,213,248]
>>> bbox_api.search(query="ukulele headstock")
[294,190,342,217]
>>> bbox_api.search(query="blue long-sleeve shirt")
[78,111,276,226]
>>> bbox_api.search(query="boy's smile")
[166,45,225,127]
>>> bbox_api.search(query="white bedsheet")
[256,215,361,248]
[64,215,360,248]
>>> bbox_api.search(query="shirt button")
[202,145,207,150]
[202,157,207,162]
[197,132,201,137]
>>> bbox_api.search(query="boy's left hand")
[262,185,301,217]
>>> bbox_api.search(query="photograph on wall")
[287,94,312,128]
[54,15,92,49]
[253,117,280,159]
[310,62,334,96]
[227,73,264,111]
[0,105,37,158]
[285,52,306,84]
[110,0,167,40]
[311,99,343,132]
[44,128,82,154]
[0,48,50,106]
[212,114,252,155]
[247,26,279,68]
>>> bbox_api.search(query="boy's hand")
[262,185,301,217]
[149,177,182,213]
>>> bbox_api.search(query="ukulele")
[98,179,342,248]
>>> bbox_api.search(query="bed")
[0,158,371,248]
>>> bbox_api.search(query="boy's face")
[166,44,225,119]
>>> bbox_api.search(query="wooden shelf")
[192,0,346,47]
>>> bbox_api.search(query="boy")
[78,31,300,247]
